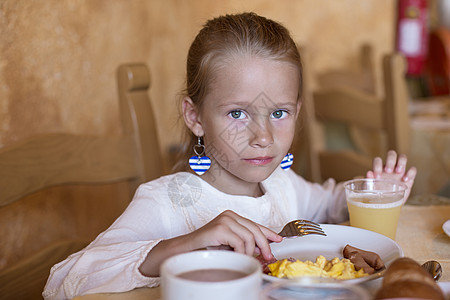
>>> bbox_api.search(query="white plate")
[263,224,403,284]
[443,220,450,237]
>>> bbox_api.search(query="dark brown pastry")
[346,251,375,274]
[343,244,385,270]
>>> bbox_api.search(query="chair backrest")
[0,63,164,300]
[316,43,379,96]
[300,53,411,183]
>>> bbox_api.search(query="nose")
[248,117,274,148]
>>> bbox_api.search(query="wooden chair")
[0,63,164,300]
[300,53,411,183]
[316,43,379,96]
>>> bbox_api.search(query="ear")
[182,96,204,136]
[295,100,302,119]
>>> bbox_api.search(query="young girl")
[43,12,416,299]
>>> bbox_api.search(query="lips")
[243,156,274,166]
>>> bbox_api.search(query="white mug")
[160,250,262,300]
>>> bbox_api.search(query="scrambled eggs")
[268,255,368,280]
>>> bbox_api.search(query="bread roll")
[375,281,445,300]
[383,257,437,287]
[374,257,445,300]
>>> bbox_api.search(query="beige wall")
[1,0,397,166]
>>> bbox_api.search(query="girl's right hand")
[139,210,281,277]
[187,210,282,261]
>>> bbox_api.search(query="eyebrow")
[216,101,251,108]
[217,101,297,109]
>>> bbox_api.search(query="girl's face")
[185,56,301,195]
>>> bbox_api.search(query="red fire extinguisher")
[396,0,429,76]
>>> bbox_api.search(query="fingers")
[260,225,283,243]
[372,157,383,178]
[400,166,417,203]
[384,150,398,174]
[196,219,250,255]
[223,215,258,257]
[371,150,414,180]
[395,154,408,174]
[403,166,417,183]
[250,223,282,260]
[193,210,280,261]
[222,211,279,260]
[216,221,253,256]
[368,151,417,203]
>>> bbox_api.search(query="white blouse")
[43,167,348,299]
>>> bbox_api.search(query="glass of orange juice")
[344,179,407,240]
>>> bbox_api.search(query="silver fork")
[277,219,326,238]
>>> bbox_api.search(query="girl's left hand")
[366,150,417,201]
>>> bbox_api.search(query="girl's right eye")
[228,110,246,120]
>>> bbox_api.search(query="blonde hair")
[174,12,302,171]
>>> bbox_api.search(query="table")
[397,205,450,278]
[73,201,450,300]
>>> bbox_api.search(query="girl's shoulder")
[138,172,199,191]
[133,172,206,204]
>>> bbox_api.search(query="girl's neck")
[200,170,264,198]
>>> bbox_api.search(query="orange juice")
[347,196,403,239]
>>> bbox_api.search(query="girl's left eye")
[271,110,287,119]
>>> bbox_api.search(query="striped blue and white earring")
[280,153,294,170]
[189,136,211,175]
